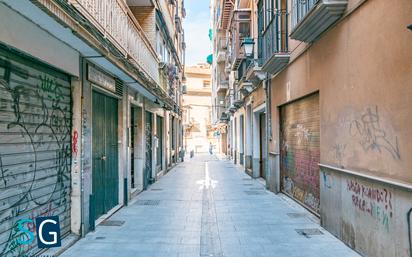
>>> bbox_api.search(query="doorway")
[239,115,245,165]
[92,91,119,220]
[156,115,163,172]
[144,111,153,189]
[259,112,266,179]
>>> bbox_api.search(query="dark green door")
[144,111,153,189]
[92,91,119,219]
[156,115,163,171]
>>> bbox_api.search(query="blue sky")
[184,0,211,66]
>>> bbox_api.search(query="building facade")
[182,64,216,154]
[212,0,412,256]
[0,0,185,256]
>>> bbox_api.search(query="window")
[203,80,210,88]
[239,22,250,39]
[156,27,164,60]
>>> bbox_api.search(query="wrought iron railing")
[69,0,160,84]
[237,58,252,81]
[258,9,289,65]
[291,0,319,29]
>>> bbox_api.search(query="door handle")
[101,155,107,161]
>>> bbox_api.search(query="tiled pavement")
[60,154,361,257]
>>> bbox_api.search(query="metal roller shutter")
[280,93,320,214]
[0,48,71,256]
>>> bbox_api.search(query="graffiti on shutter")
[0,52,71,256]
[280,93,320,213]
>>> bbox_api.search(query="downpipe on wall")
[263,77,272,191]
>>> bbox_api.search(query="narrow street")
[61,155,359,257]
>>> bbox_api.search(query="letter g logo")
[35,216,61,248]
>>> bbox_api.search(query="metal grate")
[95,237,106,240]
[115,78,124,97]
[150,188,163,191]
[100,220,125,227]
[136,200,161,206]
[244,191,266,195]
[287,213,307,218]
[295,228,323,238]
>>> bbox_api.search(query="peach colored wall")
[268,1,412,256]
[270,0,412,182]
[251,86,265,109]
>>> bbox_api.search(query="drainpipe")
[80,57,85,237]
[263,77,271,190]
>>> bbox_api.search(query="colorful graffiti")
[280,94,321,213]
[321,170,332,189]
[281,146,320,212]
[346,179,393,231]
[0,58,71,256]
[72,130,79,157]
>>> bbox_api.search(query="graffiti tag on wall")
[346,179,393,231]
[350,106,400,160]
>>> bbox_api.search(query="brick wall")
[130,7,156,48]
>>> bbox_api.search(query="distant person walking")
[209,142,213,155]
[179,147,185,162]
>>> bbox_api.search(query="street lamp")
[241,38,254,57]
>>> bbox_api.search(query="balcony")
[217,79,229,93]
[237,58,252,82]
[217,38,227,63]
[219,0,235,30]
[218,103,230,122]
[245,59,265,86]
[159,62,168,92]
[232,89,244,109]
[69,0,160,84]
[290,0,348,43]
[175,15,182,33]
[126,0,154,6]
[229,9,251,71]
[220,112,230,122]
[260,10,290,76]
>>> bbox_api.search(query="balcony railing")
[291,0,319,29]
[237,58,252,82]
[259,8,290,76]
[69,0,160,84]
[229,9,251,71]
[217,75,229,92]
[260,10,289,63]
[290,0,348,42]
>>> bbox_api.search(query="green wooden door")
[144,111,153,189]
[92,91,119,219]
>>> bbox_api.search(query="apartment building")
[211,0,412,256]
[182,64,217,154]
[0,0,185,256]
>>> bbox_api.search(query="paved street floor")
[61,154,361,257]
